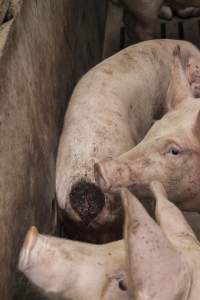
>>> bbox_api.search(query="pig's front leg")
[18,227,128,300]
[122,182,200,300]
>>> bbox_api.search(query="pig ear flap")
[166,45,193,111]
[193,109,200,140]
[150,181,197,247]
[186,56,200,98]
[121,188,189,299]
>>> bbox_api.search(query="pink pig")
[56,40,200,242]
[95,45,200,212]
[18,182,200,299]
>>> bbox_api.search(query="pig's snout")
[69,180,105,223]
[18,226,39,272]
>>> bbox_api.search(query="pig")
[18,183,200,300]
[95,45,200,212]
[123,181,200,300]
[56,39,200,242]
[18,226,129,300]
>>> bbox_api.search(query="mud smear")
[70,180,105,223]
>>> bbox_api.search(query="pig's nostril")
[69,180,105,223]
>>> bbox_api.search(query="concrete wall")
[0,1,107,299]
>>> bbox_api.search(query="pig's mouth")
[69,180,105,224]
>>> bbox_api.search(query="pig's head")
[95,46,200,211]
[18,227,127,300]
[95,105,200,211]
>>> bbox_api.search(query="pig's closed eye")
[167,146,181,155]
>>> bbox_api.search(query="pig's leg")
[122,187,192,300]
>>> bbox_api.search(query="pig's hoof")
[70,181,105,223]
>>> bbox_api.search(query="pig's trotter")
[69,180,105,223]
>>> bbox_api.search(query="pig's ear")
[186,56,200,98]
[122,188,188,299]
[166,45,193,111]
[150,181,197,248]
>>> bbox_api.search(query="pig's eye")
[167,147,181,156]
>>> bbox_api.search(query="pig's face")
[95,102,200,211]
[18,227,127,300]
